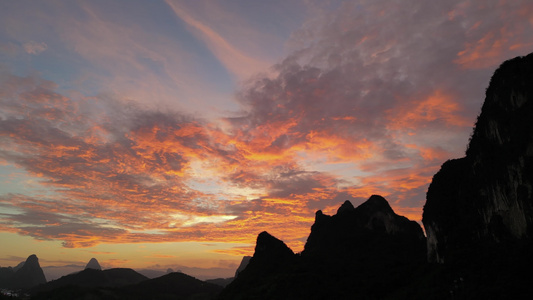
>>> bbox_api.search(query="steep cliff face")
[423,53,533,263]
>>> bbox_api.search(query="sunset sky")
[1,0,533,280]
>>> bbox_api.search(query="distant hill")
[205,277,233,288]
[123,272,222,299]
[32,268,147,294]
[136,268,167,279]
[84,258,102,271]
[31,271,222,300]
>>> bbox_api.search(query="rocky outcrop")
[85,258,102,271]
[423,53,533,264]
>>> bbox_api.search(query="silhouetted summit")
[304,195,425,260]
[254,231,294,261]
[84,258,102,271]
[336,199,355,214]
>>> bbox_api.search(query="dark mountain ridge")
[304,196,425,260]
[32,267,148,294]
[220,195,427,299]
[30,271,223,300]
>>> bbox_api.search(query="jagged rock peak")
[336,200,355,215]
[85,258,102,270]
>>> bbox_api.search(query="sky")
[1,0,532,281]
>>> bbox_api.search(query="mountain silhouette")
[84,258,102,271]
[220,196,426,299]
[304,195,425,262]
[123,272,222,299]
[32,268,147,295]
[31,271,223,300]
[0,254,46,289]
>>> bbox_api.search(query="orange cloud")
[387,90,470,130]
[211,246,254,257]
[454,3,533,69]
[147,254,177,258]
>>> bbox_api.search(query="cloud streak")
[165,0,273,80]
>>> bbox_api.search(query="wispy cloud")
[22,41,47,55]
[165,0,272,80]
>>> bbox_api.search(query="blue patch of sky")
[87,0,236,94]
[0,164,63,199]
